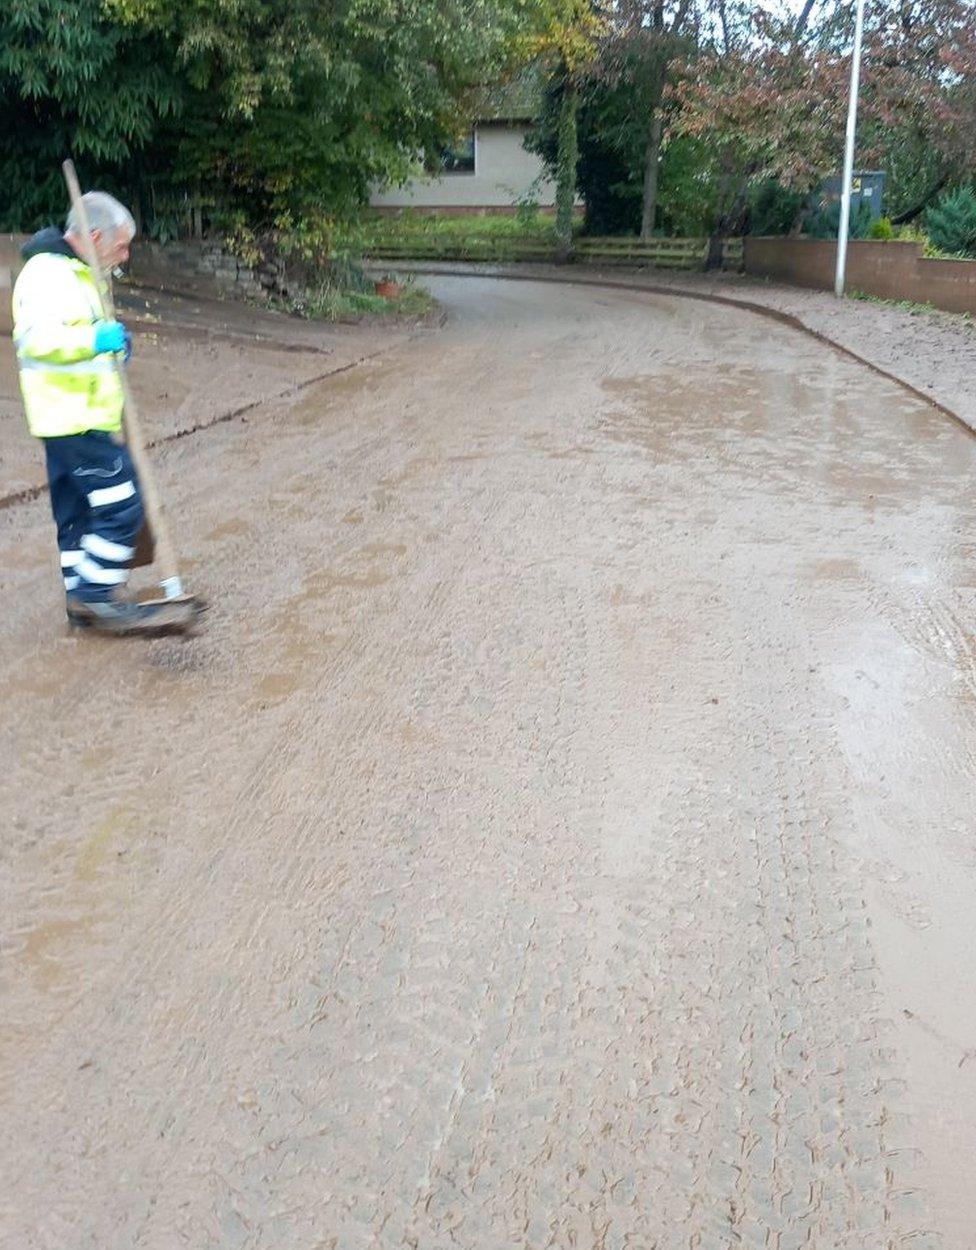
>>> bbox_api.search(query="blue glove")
[93,320,129,356]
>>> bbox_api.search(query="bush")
[806,200,873,240]
[894,222,956,258]
[292,275,432,322]
[342,210,559,246]
[868,215,895,240]
[925,186,976,258]
[747,181,807,236]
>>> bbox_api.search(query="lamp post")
[835,0,867,298]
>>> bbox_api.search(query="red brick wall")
[915,257,976,316]
[744,237,976,316]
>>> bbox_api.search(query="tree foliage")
[668,1,853,259]
[0,0,520,230]
[0,0,179,226]
[516,0,604,257]
[528,0,976,246]
[599,0,698,236]
[4,0,975,244]
[529,71,718,236]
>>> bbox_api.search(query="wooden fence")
[575,237,743,269]
[362,235,744,271]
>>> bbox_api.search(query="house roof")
[474,72,541,123]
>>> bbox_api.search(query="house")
[370,79,562,215]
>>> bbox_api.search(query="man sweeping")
[12,191,175,634]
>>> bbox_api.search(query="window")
[439,131,476,175]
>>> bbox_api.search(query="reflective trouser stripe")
[76,557,127,585]
[88,481,136,508]
[64,575,81,591]
[82,532,135,563]
[60,550,83,568]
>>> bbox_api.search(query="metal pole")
[835,0,866,297]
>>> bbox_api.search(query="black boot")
[66,596,197,636]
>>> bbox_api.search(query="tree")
[670,1,853,265]
[113,0,521,224]
[670,0,976,263]
[1,0,526,231]
[601,0,698,238]
[861,0,976,221]
[0,0,179,228]
[529,74,718,236]
[517,0,604,259]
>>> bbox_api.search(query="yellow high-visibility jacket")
[12,231,124,439]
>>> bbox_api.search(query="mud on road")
[2,275,975,1249]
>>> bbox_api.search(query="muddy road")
[2,275,975,1249]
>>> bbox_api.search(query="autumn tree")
[861,0,976,222]
[517,0,604,258]
[670,0,976,261]
[670,1,855,264]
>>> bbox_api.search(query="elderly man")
[12,191,171,634]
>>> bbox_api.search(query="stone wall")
[127,240,286,301]
[0,234,29,291]
[744,237,976,317]
[1,233,283,304]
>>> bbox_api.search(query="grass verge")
[286,272,435,323]
[849,289,974,328]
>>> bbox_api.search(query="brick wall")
[744,237,976,316]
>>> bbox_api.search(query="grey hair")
[66,191,136,239]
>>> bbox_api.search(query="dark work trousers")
[42,431,144,603]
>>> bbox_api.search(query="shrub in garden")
[747,181,807,236]
[806,200,872,240]
[925,187,976,258]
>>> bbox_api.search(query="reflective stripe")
[13,257,124,438]
[64,575,81,590]
[74,458,124,479]
[60,549,83,568]
[17,355,116,374]
[88,480,136,508]
[77,557,127,585]
[82,533,135,563]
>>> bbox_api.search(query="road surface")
[2,275,974,1249]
